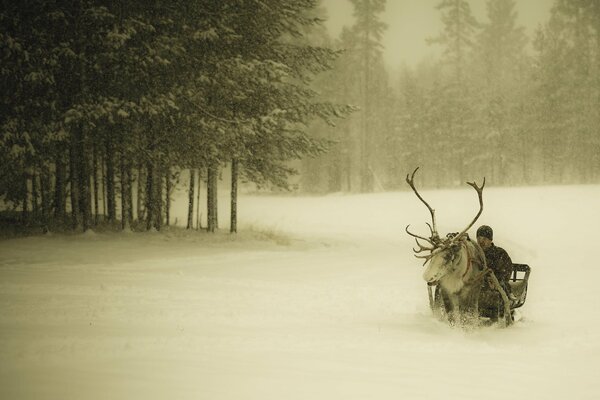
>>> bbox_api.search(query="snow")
[1,184,600,399]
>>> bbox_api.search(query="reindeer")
[405,167,512,326]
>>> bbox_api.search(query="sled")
[507,263,531,309]
[429,263,531,324]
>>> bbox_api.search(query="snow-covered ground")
[1,184,600,400]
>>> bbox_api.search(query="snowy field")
[1,183,600,400]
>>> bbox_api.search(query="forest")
[1,0,599,234]
[301,0,600,192]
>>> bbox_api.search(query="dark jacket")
[484,243,513,289]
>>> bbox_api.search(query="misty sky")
[322,0,555,68]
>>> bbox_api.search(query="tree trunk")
[155,165,162,231]
[21,173,29,223]
[361,6,372,193]
[54,156,66,219]
[207,162,218,233]
[105,137,116,223]
[345,150,352,192]
[165,168,171,227]
[136,162,144,222]
[39,164,51,233]
[69,135,81,230]
[595,28,600,182]
[230,159,238,233]
[127,163,133,227]
[101,152,106,219]
[187,168,195,229]
[196,169,202,230]
[120,147,130,231]
[31,168,39,217]
[145,161,154,231]
[77,127,91,232]
[92,142,99,225]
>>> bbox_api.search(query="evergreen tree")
[530,1,595,183]
[553,0,600,182]
[349,0,387,192]
[473,0,529,184]
[428,0,480,183]
[1,0,351,233]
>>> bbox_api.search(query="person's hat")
[476,225,493,240]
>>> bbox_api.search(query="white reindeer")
[405,168,511,326]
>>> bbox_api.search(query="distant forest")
[301,0,600,192]
[1,0,599,234]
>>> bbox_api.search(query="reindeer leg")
[461,287,482,327]
[448,296,461,326]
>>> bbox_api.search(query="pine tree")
[349,0,387,192]
[0,0,353,234]
[553,0,600,182]
[474,0,528,184]
[428,0,480,183]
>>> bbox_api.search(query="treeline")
[301,0,600,192]
[0,0,352,233]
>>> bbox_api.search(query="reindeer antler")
[405,225,435,246]
[452,178,485,242]
[405,167,440,244]
[411,237,434,254]
[405,168,486,265]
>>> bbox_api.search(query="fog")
[323,0,555,67]
[297,0,600,193]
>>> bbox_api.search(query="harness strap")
[462,241,488,284]
[461,241,473,281]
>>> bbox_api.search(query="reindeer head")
[405,168,485,284]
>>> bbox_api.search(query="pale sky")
[322,0,555,68]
